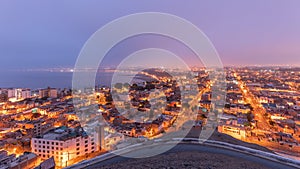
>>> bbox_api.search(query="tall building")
[31,126,97,167]
[0,89,8,102]
[7,88,15,98]
[39,88,58,98]
[21,89,31,99]
[4,88,31,100]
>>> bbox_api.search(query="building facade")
[31,126,97,167]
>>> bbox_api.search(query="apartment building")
[31,126,97,167]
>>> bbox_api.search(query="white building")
[7,88,15,98]
[218,124,246,140]
[6,88,31,100]
[21,89,31,99]
[31,126,98,167]
[103,133,124,150]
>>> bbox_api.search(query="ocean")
[0,71,114,89]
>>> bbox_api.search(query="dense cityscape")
[0,67,299,168]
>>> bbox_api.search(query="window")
[47,141,49,144]
[76,143,80,146]
[76,147,80,151]
[56,142,58,145]
[76,152,80,155]
[85,149,88,152]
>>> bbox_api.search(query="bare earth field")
[96,131,276,169]
[98,151,270,169]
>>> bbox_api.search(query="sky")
[0,0,300,71]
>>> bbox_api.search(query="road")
[234,72,271,131]
[81,143,298,169]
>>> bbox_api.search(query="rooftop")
[40,126,87,141]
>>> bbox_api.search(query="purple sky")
[0,0,300,70]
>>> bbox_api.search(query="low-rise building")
[31,126,97,167]
[218,124,246,140]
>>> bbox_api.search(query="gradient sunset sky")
[0,0,300,70]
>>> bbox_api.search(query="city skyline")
[0,2,300,168]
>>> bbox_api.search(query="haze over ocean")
[0,71,113,89]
